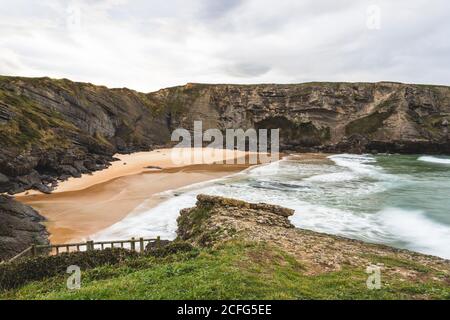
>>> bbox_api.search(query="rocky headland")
[178,195,450,277]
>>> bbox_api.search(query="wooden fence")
[3,237,161,264]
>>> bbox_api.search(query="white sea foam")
[328,154,379,176]
[418,156,450,165]
[304,171,358,182]
[302,154,378,184]
[92,154,450,260]
[378,207,450,259]
[248,160,283,176]
[290,202,390,242]
[93,194,197,241]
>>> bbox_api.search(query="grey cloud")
[225,63,271,78]
[197,0,244,19]
[0,0,449,91]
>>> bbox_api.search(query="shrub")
[0,248,138,290]
[146,241,197,258]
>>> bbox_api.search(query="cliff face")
[153,82,450,154]
[0,76,170,194]
[2,76,450,261]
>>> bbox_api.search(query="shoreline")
[15,148,266,244]
[17,148,258,196]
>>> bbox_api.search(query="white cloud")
[0,0,449,91]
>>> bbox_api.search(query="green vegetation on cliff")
[1,195,449,300]
[1,241,449,300]
[0,89,75,150]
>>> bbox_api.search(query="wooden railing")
[3,237,161,264]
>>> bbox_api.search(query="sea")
[94,154,450,259]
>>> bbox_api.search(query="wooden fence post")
[130,237,135,251]
[156,236,161,249]
[31,245,37,257]
[139,237,144,253]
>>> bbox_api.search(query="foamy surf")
[328,154,381,176]
[379,207,450,259]
[93,194,197,241]
[418,156,450,165]
[94,153,450,259]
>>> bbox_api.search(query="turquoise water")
[376,155,450,226]
[95,154,450,259]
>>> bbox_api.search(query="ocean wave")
[304,171,358,182]
[327,154,379,176]
[248,160,283,176]
[93,194,197,241]
[290,202,389,243]
[299,154,387,196]
[418,156,450,165]
[378,207,450,259]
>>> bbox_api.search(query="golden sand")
[15,148,261,244]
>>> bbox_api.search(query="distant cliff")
[2,76,450,262]
[154,82,450,154]
[1,76,450,195]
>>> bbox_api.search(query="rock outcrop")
[0,195,49,261]
[178,195,450,278]
[177,194,295,246]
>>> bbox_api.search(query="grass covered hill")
[1,195,449,300]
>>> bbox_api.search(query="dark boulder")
[0,195,49,261]
[58,165,81,178]
[0,173,10,193]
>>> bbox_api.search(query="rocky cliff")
[153,82,450,154]
[0,76,171,195]
[1,76,450,195]
[0,75,171,259]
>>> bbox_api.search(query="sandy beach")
[15,148,263,244]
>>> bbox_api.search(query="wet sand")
[15,148,259,244]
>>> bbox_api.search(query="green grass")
[345,96,400,136]
[177,206,213,240]
[2,241,448,300]
[362,254,433,273]
[345,110,393,136]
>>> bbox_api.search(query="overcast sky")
[0,0,449,92]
